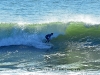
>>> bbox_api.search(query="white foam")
[67,14,100,25]
[0,33,51,49]
[37,14,100,25]
[1,70,100,75]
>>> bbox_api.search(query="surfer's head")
[51,33,53,35]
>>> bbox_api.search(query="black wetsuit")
[45,34,52,42]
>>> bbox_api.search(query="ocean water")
[0,0,100,75]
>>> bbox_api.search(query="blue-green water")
[0,0,100,24]
[0,0,100,75]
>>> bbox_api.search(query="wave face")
[0,22,100,49]
[0,22,67,49]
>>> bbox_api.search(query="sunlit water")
[0,0,100,75]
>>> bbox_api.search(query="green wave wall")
[0,23,14,39]
[53,22,100,42]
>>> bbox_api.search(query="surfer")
[45,33,53,43]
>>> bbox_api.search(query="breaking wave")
[0,22,100,49]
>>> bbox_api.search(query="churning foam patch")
[0,33,52,49]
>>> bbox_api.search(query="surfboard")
[45,42,54,48]
[42,40,54,48]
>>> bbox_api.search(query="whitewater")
[0,0,100,75]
